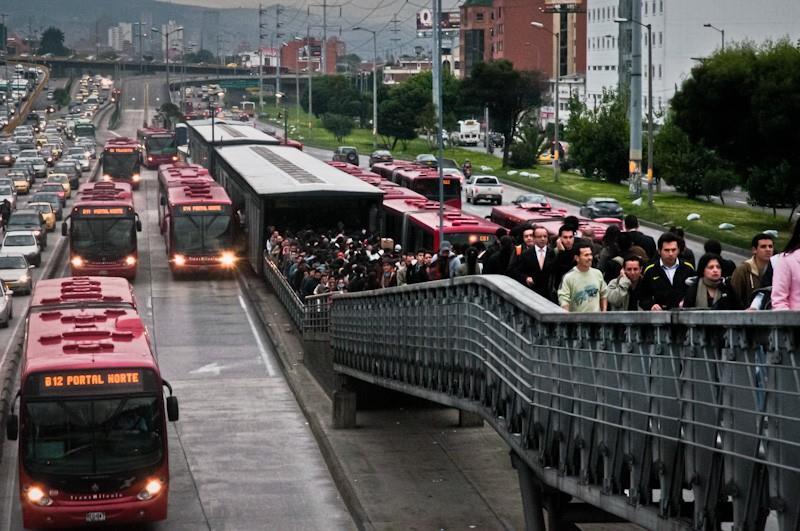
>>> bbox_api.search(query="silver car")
[0,281,14,326]
[0,185,17,210]
[0,254,33,295]
[1,231,41,267]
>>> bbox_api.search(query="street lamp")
[616,16,654,208]
[353,26,378,150]
[151,25,184,101]
[531,21,560,183]
[703,23,725,51]
[276,91,288,145]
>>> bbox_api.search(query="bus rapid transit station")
[156,163,236,273]
[101,137,141,188]
[185,119,280,172]
[62,182,142,280]
[136,128,178,170]
[5,277,179,529]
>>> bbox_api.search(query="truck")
[456,119,481,146]
[464,174,503,205]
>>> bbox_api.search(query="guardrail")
[326,275,800,531]
[261,255,332,338]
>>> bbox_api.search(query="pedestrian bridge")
[263,259,800,531]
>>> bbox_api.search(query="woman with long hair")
[683,253,741,310]
[772,220,800,310]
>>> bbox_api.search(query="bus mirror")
[136,219,142,232]
[160,196,166,206]
[61,222,68,236]
[6,414,18,441]
[166,396,179,422]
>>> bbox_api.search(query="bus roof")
[187,120,280,146]
[382,197,454,216]
[158,162,212,189]
[30,276,137,310]
[74,181,135,208]
[409,209,501,235]
[103,136,138,150]
[215,145,384,198]
[23,306,157,377]
[371,160,417,179]
[167,180,232,206]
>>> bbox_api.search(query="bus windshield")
[104,153,140,177]
[75,125,95,137]
[72,218,136,258]
[411,178,460,200]
[23,396,163,476]
[146,136,176,154]
[173,210,233,254]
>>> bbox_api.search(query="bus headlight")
[219,252,236,267]
[173,254,185,266]
[147,156,153,162]
[137,479,163,501]
[71,256,84,267]
[125,255,136,266]
[172,156,179,161]
[132,174,140,182]
[26,486,53,506]
[102,174,111,181]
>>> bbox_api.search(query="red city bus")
[371,160,416,180]
[62,182,143,279]
[137,128,178,169]
[490,204,621,241]
[157,164,237,273]
[5,276,179,529]
[392,167,462,209]
[102,137,142,189]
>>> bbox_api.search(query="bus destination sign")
[180,205,223,213]
[79,207,129,216]
[29,369,157,397]
[107,147,137,153]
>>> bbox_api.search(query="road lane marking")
[2,440,17,531]
[108,129,121,137]
[238,294,277,376]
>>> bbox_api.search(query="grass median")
[256,103,791,250]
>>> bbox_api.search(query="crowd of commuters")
[266,214,800,312]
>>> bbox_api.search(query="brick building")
[459,0,494,77]
[281,37,342,75]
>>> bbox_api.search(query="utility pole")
[432,0,445,245]
[389,15,401,56]
[258,4,268,113]
[275,4,284,101]
[308,0,342,74]
[615,3,643,199]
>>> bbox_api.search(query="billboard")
[416,9,461,31]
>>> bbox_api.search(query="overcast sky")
[161,0,462,17]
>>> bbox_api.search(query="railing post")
[510,451,546,531]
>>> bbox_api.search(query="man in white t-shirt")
[558,241,608,312]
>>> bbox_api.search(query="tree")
[377,97,418,150]
[671,40,800,216]
[322,113,354,142]
[565,91,629,183]
[300,75,362,118]
[53,88,70,107]
[463,60,544,166]
[38,27,70,56]
[508,115,545,169]
[184,49,216,64]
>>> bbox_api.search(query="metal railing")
[262,254,331,338]
[327,275,800,531]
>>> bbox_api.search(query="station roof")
[187,120,280,146]
[215,145,384,198]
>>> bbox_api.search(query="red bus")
[381,197,499,251]
[137,128,178,169]
[5,276,179,529]
[490,204,621,241]
[156,164,236,273]
[62,182,143,279]
[392,167,462,209]
[102,137,142,189]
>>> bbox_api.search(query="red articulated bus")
[392,166,462,209]
[5,276,179,529]
[62,182,143,280]
[102,137,142,189]
[137,128,178,170]
[157,163,237,273]
[490,204,621,241]
[381,197,500,251]
[370,160,416,181]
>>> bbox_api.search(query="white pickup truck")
[465,175,503,205]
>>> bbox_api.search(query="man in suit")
[624,214,657,260]
[513,225,557,301]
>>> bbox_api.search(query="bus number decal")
[42,371,141,389]
[180,205,223,212]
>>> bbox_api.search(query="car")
[579,197,624,219]
[8,171,31,194]
[511,193,552,210]
[11,163,35,185]
[28,202,56,231]
[30,192,63,220]
[332,146,359,165]
[415,153,438,168]
[0,185,17,210]
[65,146,91,169]
[0,254,32,296]
[7,209,47,249]
[1,230,41,267]
[52,161,81,189]
[39,146,57,166]
[39,183,66,206]
[46,91,54,100]
[0,280,15,326]
[368,150,393,168]
[76,138,96,159]
[45,174,71,198]
[465,175,503,205]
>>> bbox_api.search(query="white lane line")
[736,200,748,204]
[108,130,121,137]
[238,294,277,377]
[2,440,17,531]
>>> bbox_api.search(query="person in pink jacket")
[772,221,800,310]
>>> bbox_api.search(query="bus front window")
[173,212,233,254]
[104,153,139,177]
[72,218,136,259]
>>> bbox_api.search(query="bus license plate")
[86,512,106,522]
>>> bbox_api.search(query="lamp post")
[276,91,288,144]
[703,23,725,51]
[615,17,653,208]
[353,26,378,150]
[151,26,184,103]
[531,21,560,183]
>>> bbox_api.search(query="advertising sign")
[416,9,461,31]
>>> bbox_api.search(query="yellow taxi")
[11,172,30,194]
[45,173,72,199]
[28,202,56,231]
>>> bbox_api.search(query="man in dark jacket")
[639,232,695,311]
[513,226,557,300]
[624,215,657,260]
